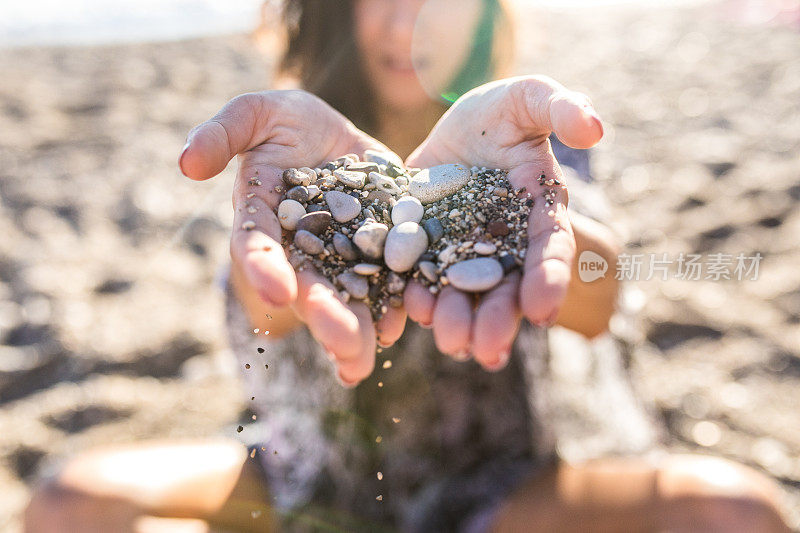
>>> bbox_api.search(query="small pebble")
[333,232,359,261]
[242,220,256,231]
[369,172,403,196]
[325,190,361,222]
[494,187,508,198]
[353,222,389,259]
[347,162,380,174]
[387,272,407,294]
[438,244,459,264]
[499,254,518,273]
[278,200,307,230]
[282,167,314,186]
[487,219,510,237]
[294,230,325,255]
[306,185,321,200]
[391,196,424,225]
[333,169,366,189]
[367,190,395,205]
[364,149,404,168]
[286,185,309,203]
[337,272,369,299]
[422,218,444,243]
[474,241,497,255]
[418,261,438,283]
[354,263,382,275]
[296,211,332,235]
[384,222,429,273]
[446,257,504,292]
[408,164,471,204]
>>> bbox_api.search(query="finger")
[293,270,362,361]
[432,286,473,359]
[180,93,270,180]
[518,75,604,150]
[404,280,436,327]
[376,305,407,348]
[336,302,376,386]
[230,187,297,306]
[472,271,522,371]
[507,165,576,326]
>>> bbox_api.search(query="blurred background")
[0,0,799,531]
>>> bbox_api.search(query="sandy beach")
[0,2,799,531]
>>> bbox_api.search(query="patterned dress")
[222,140,660,532]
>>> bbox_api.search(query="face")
[354,0,484,110]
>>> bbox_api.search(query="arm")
[555,211,620,338]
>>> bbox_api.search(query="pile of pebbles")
[272,150,531,319]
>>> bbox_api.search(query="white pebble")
[474,242,497,255]
[446,258,504,292]
[353,263,382,275]
[277,199,306,231]
[408,164,471,204]
[390,196,424,225]
[384,222,429,273]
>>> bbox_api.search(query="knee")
[657,454,789,533]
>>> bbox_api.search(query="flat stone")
[418,261,439,283]
[337,272,369,300]
[408,164,471,204]
[333,232,358,261]
[296,211,332,235]
[347,162,380,174]
[386,272,406,294]
[353,263,382,276]
[368,172,403,196]
[446,258,504,292]
[474,241,497,255]
[422,218,444,243]
[384,221,428,273]
[286,185,309,203]
[366,190,395,206]
[364,149,404,168]
[306,185,322,200]
[283,167,315,186]
[294,230,325,255]
[324,190,361,223]
[277,199,306,231]
[353,222,389,259]
[391,196,424,225]
[487,219,510,237]
[333,169,366,189]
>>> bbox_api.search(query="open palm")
[404,76,604,370]
[180,91,406,385]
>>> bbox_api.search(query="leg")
[490,454,790,533]
[24,438,275,533]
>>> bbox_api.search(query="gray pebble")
[347,162,380,174]
[333,232,358,261]
[333,169,366,189]
[324,190,361,223]
[499,254,518,274]
[418,261,439,283]
[286,185,309,203]
[337,272,369,300]
[368,172,403,196]
[366,190,395,206]
[385,161,405,178]
[277,199,306,231]
[296,211,332,235]
[306,204,325,213]
[363,149,404,168]
[387,272,407,294]
[294,230,325,255]
[353,263,382,276]
[408,164,471,204]
[422,218,444,243]
[353,222,389,259]
[283,167,315,186]
[446,258,504,292]
[384,221,429,273]
[474,241,497,255]
[306,185,322,200]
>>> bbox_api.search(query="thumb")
[179,93,267,180]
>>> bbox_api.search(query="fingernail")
[420,321,433,329]
[485,350,511,372]
[583,106,604,136]
[178,141,190,175]
[452,350,471,362]
[377,340,393,349]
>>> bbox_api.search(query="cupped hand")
[404,76,604,371]
[180,90,407,385]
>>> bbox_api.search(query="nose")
[385,0,422,43]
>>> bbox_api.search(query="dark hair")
[279,0,379,134]
[267,0,515,136]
